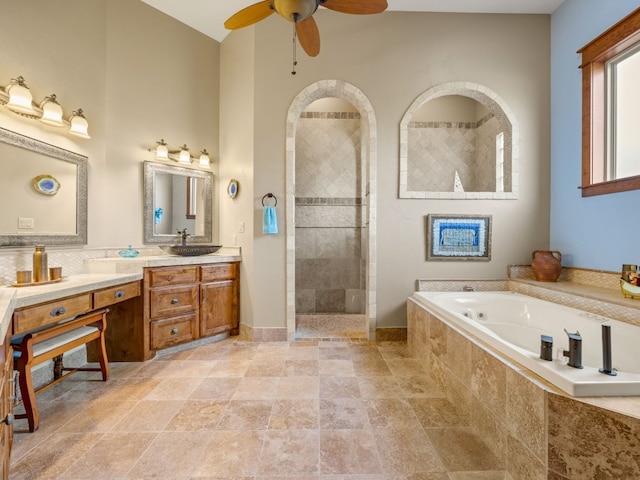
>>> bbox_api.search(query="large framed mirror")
[143,162,213,244]
[0,127,87,247]
[399,82,518,199]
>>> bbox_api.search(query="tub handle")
[540,335,553,361]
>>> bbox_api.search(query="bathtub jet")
[411,290,640,397]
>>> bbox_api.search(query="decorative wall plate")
[33,174,60,195]
[227,178,239,198]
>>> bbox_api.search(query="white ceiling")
[140,0,565,42]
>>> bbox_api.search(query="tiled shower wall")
[295,112,366,314]
[407,114,503,192]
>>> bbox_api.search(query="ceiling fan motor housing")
[273,0,319,22]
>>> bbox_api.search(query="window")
[607,44,640,180]
[578,8,640,197]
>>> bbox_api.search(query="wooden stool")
[12,309,110,432]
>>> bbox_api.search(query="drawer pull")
[50,307,67,317]
[171,327,179,334]
[2,414,14,426]
[114,290,125,299]
[171,298,179,304]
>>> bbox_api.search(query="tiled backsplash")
[0,245,187,286]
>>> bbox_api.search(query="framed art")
[227,178,239,199]
[426,214,492,261]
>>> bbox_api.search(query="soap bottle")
[33,245,48,283]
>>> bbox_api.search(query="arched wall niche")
[399,82,519,199]
[285,80,377,339]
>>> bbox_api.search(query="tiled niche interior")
[408,113,503,192]
[399,81,518,199]
[295,111,366,315]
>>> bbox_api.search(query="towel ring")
[262,193,277,207]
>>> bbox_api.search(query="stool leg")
[17,362,38,432]
[53,354,64,380]
[95,336,110,382]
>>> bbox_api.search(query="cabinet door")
[200,279,238,337]
[0,334,12,480]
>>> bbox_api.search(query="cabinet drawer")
[201,263,238,282]
[150,314,197,349]
[13,293,92,334]
[147,266,198,288]
[93,281,141,309]
[149,286,198,319]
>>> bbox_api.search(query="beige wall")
[226,11,551,328]
[0,4,550,331]
[219,28,257,328]
[0,0,219,247]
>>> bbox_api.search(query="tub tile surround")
[410,265,640,479]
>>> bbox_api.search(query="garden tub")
[412,291,640,396]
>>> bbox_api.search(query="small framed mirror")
[0,127,87,247]
[143,162,213,244]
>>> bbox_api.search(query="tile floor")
[9,338,508,479]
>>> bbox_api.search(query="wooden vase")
[531,250,562,282]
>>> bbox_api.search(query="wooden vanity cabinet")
[0,330,12,480]
[201,263,239,337]
[143,262,239,356]
[146,266,199,352]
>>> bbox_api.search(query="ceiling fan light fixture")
[274,0,318,22]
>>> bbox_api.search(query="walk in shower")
[294,97,367,339]
[285,80,377,341]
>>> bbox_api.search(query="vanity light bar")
[148,139,210,167]
[0,76,90,139]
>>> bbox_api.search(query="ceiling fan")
[224,0,388,58]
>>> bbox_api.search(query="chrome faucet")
[563,329,583,369]
[463,285,474,292]
[177,228,190,246]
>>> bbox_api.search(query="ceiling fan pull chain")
[291,19,297,75]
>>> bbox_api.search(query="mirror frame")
[399,82,519,199]
[143,161,213,244]
[0,127,88,247]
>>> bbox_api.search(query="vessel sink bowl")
[160,245,222,256]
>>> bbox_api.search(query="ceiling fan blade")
[320,0,388,14]
[296,16,320,57]
[224,0,274,30]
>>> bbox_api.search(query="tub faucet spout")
[463,285,474,292]
[563,329,583,369]
[599,324,617,376]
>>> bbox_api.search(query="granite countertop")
[0,247,242,341]
[84,248,242,274]
[0,272,143,342]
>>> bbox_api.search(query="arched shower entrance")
[285,80,377,340]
